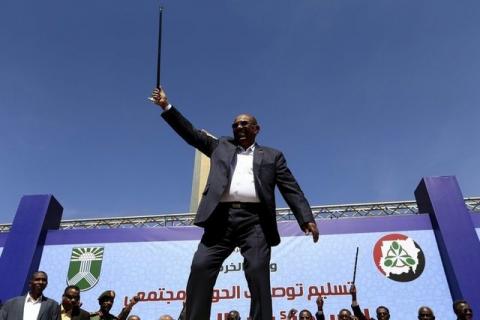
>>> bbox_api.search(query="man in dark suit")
[151,87,319,320]
[60,286,89,320]
[350,284,390,320]
[0,271,60,320]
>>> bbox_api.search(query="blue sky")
[1,0,479,223]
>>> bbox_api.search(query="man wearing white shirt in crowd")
[0,271,60,320]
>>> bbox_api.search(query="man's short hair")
[453,300,468,311]
[338,309,351,315]
[30,271,48,280]
[299,309,313,316]
[63,285,80,295]
[377,306,390,313]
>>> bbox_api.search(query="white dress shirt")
[220,144,260,203]
[162,104,259,203]
[23,293,42,320]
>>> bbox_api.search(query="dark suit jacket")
[70,307,90,320]
[352,304,373,320]
[0,295,60,320]
[162,107,315,246]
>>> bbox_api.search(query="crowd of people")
[282,284,473,320]
[0,271,474,320]
[0,271,181,320]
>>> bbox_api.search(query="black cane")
[148,6,164,102]
[156,6,164,88]
[353,247,359,284]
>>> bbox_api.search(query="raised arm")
[117,296,139,320]
[350,284,368,320]
[315,295,325,320]
[150,87,218,157]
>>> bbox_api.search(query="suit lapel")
[224,140,238,177]
[37,297,47,320]
[17,297,26,320]
[253,146,264,178]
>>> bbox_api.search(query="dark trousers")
[185,204,272,320]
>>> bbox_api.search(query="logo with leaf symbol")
[373,234,425,282]
[66,247,104,291]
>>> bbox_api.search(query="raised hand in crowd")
[349,284,367,320]
[118,295,140,320]
[315,296,325,320]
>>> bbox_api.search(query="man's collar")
[26,292,43,303]
[61,305,72,315]
[237,142,257,152]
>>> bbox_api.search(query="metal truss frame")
[1,197,479,232]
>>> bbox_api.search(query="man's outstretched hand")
[150,87,169,109]
[302,221,319,243]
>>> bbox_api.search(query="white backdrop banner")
[38,228,452,320]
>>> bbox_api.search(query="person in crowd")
[453,300,473,320]
[158,316,173,320]
[61,285,89,320]
[0,271,60,320]
[287,309,315,320]
[287,308,315,320]
[89,291,138,320]
[126,316,140,320]
[417,306,435,320]
[335,309,354,320]
[296,295,345,320]
[150,87,319,320]
[226,310,241,320]
[350,284,390,320]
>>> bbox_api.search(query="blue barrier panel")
[415,176,480,315]
[0,195,62,303]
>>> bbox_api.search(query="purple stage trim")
[42,214,431,245]
[471,213,480,227]
[0,234,6,246]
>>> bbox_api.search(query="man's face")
[376,307,390,320]
[232,114,259,148]
[62,288,80,311]
[29,272,48,296]
[226,311,240,320]
[299,311,312,320]
[418,307,435,320]
[338,310,351,320]
[456,303,473,320]
[99,297,114,313]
